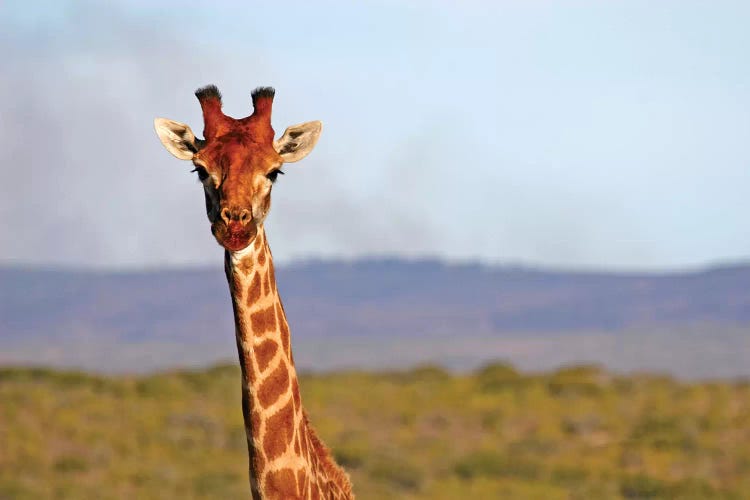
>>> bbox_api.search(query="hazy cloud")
[2,1,748,270]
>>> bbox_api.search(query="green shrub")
[369,456,423,491]
[54,455,88,473]
[629,416,696,450]
[454,450,541,481]
[620,474,668,499]
[475,362,520,391]
[332,437,370,469]
[666,478,723,499]
[383,364,451,385]
[134,376,183,398]
[550,465,589,485]
[0,367,120,393]
[547,364,609,397]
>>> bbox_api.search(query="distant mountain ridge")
[1,259,748,378]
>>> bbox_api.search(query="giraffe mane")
[303,410,354,497]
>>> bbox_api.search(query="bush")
[620,474,668,499]
[667,478,722,499]
[550,465,589,485]
[332,436,370,469]
[475,362,520,391]
[369,456,423,492]
[454,450,540,481]
[384,364,451,385]
[629,416,696,450]
[547,364,608,397]
[54,455,88,473]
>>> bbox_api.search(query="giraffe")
[154,85,353,499]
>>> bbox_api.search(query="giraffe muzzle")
[220,207,252,226]
[211,218,258,252]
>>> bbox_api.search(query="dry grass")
[0,364,749,499]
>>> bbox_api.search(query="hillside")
[0,364,748,499]
[1,260,749,377]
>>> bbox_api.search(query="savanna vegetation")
[1,363,749,499]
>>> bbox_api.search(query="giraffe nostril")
[221,208,232,225]
[239,209,251,225]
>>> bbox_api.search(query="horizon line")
[1,254,748,277]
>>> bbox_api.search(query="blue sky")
[1,1,748,270]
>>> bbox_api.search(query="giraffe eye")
[266,169,284,183]
[191,166,209,181]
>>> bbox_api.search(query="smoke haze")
[2,1,748,270]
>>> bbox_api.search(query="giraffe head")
[154,85,322,252]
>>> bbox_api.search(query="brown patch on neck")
[255,339,278,373]
[246,272,262,306]
[258,247,267,266]
[258,361,290,408]
[264,468,297,498]
[236,256,255,276]
[250,304,277,333]
[262,402,295,460]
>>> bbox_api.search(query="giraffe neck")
[224,225,352,499]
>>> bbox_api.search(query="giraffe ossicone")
[154,85,353,499]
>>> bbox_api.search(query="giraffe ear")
[273,121,322,163]
[154,118,198,160]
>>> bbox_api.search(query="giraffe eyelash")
[266,169,284,183]
[191,166,209,182]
